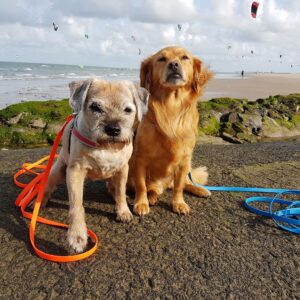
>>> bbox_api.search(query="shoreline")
[203,73,300,101]
[1,72,300,109]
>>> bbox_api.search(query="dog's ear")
[68,79,93,112]
[192,58,213,95]
[140,56,153,91]
[135,86,150,121]
[126,82,150,121]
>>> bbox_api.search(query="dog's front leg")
[113,164,133,222]
[133,161,150,216]
[66,164,88,253]
[172,162,191,215]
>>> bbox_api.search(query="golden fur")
[129,46,213,215]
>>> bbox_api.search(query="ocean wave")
[24,68,32,71]
[67,73,77,76]
[40,64,48,67]
[15,73,32,77]
[34,75,49,79]
[66,75,91,79]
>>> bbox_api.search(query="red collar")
[71,116,130,149]
[72,126,99,148]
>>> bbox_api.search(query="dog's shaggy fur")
[43,79,149,253]
[128,46,213,216]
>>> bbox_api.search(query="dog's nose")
[104,124,121,137]
[168,61,179,71]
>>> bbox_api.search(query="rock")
[46,123,64,134]
[210,111,223,122]
[239,112,262,135]
[29,118,47,129]
[12,128,26,133]
[221,112,242,123]
[228,112,242,123]
[282,115,289,121]
[261,116,300,138]
[258,108,268,117]
[6,112,26,125]
[221,132,243,144]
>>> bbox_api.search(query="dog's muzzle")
[166,61,183,82]
[104,124,121,137]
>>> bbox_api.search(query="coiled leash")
[14,114,98,262]
[188,173,300,234]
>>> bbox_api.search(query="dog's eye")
[124,107,132,113]
[90,103,103,114]
[181,55,189,60]
[158,56,167,62]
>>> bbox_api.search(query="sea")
[0,61,241,109]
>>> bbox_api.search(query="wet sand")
[203,73,300,101]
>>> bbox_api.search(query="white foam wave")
[35,75,49,79]
[15,73,32,77]
[24,68,32,71]
[66,75,91,79]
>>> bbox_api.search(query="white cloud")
[132,0,198,23]
[0,0,299,72]
[52,0,131,18]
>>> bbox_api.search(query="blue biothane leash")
[188,172,300,234]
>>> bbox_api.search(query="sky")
[0,0,300,73]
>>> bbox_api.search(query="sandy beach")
[203,73,300,101]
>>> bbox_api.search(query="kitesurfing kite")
[53,22,59,31]
[251,50,254,54]
[251,1,260,18]
[279,54,282,58]
[84,34,89,39]
[138,48,141,55]
[131,35,136,41]
[177,24,182,31]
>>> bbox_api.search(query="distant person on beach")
[241,70,244,78]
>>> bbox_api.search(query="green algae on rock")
[1,94,300,147]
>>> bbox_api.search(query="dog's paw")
[134,202,150,216]
[117,208,133,223]
[148,191,158,206]
[172,202,191,215]
[67,226,88,254]
[201,188,211,198]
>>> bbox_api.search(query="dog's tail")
[184,166,211,197]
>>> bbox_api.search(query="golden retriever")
[128,46,213,216]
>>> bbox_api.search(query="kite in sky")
[251,2,260,18]
[53,22,59,31]
[177,24,182,31]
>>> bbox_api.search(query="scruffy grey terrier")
[42,78,149,253]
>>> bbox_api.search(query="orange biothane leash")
[14,114,98,262]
